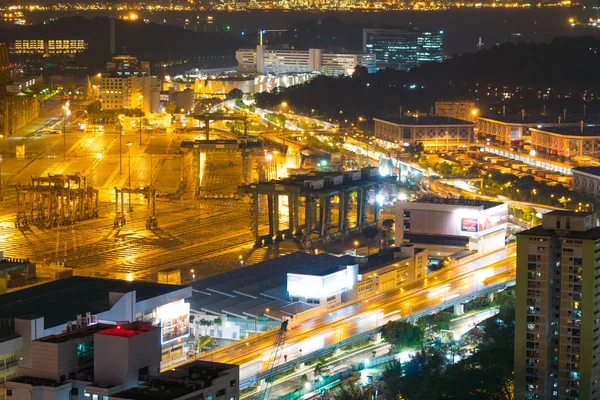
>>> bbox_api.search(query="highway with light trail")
[165,245,516,385]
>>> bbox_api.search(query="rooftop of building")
[519,211,600,239]
[189,252,351,318]
[374,116,474,126]
[518,224,600,240]
[530,125,600,137]
[97,321,159,338]
[573,166,600,176]
[0,276,188,329]
[8,376,68,388]
[38,323,114,343]
[478,114,600,124]
[400,197,504,210]
[358,248,409,274]
[110,361,237,400]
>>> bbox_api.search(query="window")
[216,388,227,397]
[7,389,12,396]
[230,379,236,387]
[71,388,79,395]
[92,395,99,400]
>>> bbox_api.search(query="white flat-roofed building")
[395,198,508,255]
[236,45,375,76]
[573,166,600,196]
[374,116,475,150]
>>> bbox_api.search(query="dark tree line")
[256,36,600,125]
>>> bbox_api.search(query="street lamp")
[0,154,3,201]
[126,142,133,212]
[138,95,143,146]
[118,114,124,175]
[62,104,71,161]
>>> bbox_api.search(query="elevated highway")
[165,246,517,387]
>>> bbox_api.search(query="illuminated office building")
[236,46,376,76]
[10,39,88,55]
[363,28,444,70]
[515,211,600,400]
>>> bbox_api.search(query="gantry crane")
[193,112,250,140]
[260,320,288,400]
[15,173,98,229]
[113,186,157,230]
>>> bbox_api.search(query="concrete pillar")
[453,303,464,316]
[357,187,366,227]
[266,194,274,243]
[487,292,495,302]
[373,332,382,342]
[288,194,294,235]
[320,195,330,238]
[292,194,300,237]
[338,191,346,233]
[305,196,315,235]
[274,194,282,241]
[373,188,380,225]
[252,193,260,246]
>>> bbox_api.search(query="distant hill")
[410,36,600,85]
[2,16,248,72]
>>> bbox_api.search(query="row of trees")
[378,290,515,399]
[256,37,600,124]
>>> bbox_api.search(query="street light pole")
[127,142,133,212]
[62,103,70,162]
[119,120,123,175]
[0,154,3,201]
[139,114,142,146]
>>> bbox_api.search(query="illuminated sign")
[461,218,478,232]
[157,301,190,344]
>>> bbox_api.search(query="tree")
[331,382,370,400]
[165,102,177,115]
[226,88,244,100]
[86,100,102,115]
[382,218,395,244]
[382,320,424,350]
[383,360,403,400]
[213,317,223,326]
[313,362,328,378]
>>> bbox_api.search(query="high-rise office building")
[362,28,444,70]
[515,210,600,400]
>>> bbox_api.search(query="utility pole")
[127,142,133,212]
[0,154,3,201]
[139,114,142,146]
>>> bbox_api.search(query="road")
[167,246,516,380]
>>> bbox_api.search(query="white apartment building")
[236,45,376,76]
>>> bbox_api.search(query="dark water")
[19,7,600,54]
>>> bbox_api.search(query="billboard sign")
[158,301,190,344]
[461,217,478,232]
